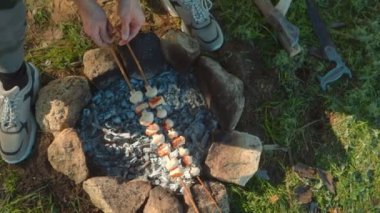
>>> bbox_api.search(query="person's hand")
[118,0,145,45]
[76,0,113,47]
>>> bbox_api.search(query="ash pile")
[78,69,217,192]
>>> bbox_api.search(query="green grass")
[216,0,380,212]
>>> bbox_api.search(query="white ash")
[78,69,217,192]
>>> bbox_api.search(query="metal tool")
[306,0,352,90]
[254,0,301,57]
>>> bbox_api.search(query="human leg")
[0,0,40,164]
[161,0,224,51]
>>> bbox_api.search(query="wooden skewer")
[179,180,200,213]
[126,43,149,86]
[110,46,133,91]
[196,176,222,213]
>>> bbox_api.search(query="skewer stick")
[196,176,222,213]
[179,180,200,213]
[110,46,133,91]
[126,43,149,86]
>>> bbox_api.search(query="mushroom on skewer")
[145,123,160,136]
[172,136,186,148]
[163,119,174,130]
[168,129,179,140]
[152,134,165,146]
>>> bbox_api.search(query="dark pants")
[0,0,26,74]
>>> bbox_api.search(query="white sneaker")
[0,63,39,164]
[161,0,224,51]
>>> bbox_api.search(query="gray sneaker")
[162,0,224,51]
[0,63,39,164]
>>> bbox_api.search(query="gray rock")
[83,48,120,89]
[194,56,245,131]
[187,181,230,213]
[160,30,200,71]
[83,177,151,213]
[205,131,262,186]
[47,128,88,184]
[118,32,167,80]
[35,76,91,135]
[143,186,183,213]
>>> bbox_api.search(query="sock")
[0,62,28,90]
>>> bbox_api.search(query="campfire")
[78,67,217,193]
[38,32,262,212]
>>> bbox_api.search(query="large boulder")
[143,186,183,213]
[83,177,151,213]
[47,128,88,184]
[160,30,200,71]
[187,181,230,213]
[205,131,262,186]
[83,48,120,89]
[194,56,245,131]
[35,76,91,136]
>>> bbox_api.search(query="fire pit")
[78,68,217,192]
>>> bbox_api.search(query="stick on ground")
[196,176,222,213]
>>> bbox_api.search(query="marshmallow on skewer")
[156,106,167,119]
[157,144,171,157]
[190,166,200,177]
[145,123,160,136]
[168,129,179,139]
[135,102,149,114]
[149,96,165,108]
[129,90,143,104]
[152,134,165,146]
[172,136,185,148]
[182,155,193,166]
[170,167,184,178]
[139,110,154,126]
[145,85,158,98]
[166,158,179,171]
[178,147,189,157]
[163,119,174,130]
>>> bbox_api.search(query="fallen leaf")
[293,163,318,179]
[269,195,279,204]
[318,169,335,194]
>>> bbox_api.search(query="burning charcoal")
[153,179,161,186]
[156,106,168,119]
[145,85,158,98]
[184,169,191,179]
[140,110,154,126]
[129,90,143,104]
[169,183,180,191]
[127,174,135,180]
[143,147,152,153]
[132,141,141,148]
[145,123,160,136]
[112,117,122,124]
[130,157,138,164]
[127,111,135,119]
[152,134,165,146]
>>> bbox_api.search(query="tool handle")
[319,65,352,90]
[254,0,275,17]
[306,0,334,47]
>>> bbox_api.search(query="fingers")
[100,22,113,44]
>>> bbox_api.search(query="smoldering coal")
[78,69,217,192]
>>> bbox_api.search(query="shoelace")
[1,96,20,129]
[184,0,212,24]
